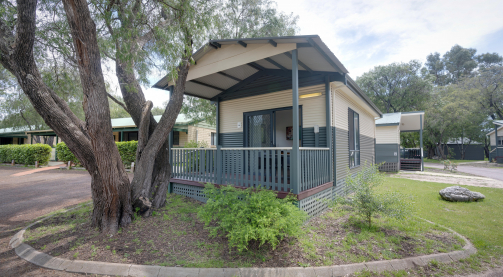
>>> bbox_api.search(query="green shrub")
[198,184,307,252]
[0,144,52,165]
[56,142,80,165]
[337,163,412,228]
[56,141,138,166]
[184,140,208,148]
[115,141,137,164]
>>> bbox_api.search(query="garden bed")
[23,194,464,269]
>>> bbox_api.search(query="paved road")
[0,166,92,277]
[424,163,503,181]
[0,167,92,227]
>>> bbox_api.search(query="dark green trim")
[248,62,265,71]
[217,72,242,82]
[190,80,223,91]
[325,75,332,182]
[265,58,287,71]
[284,52,313,73]
[291,49,300,195]
[237,41,247,48]
[420,114,423,171]
[376,123,400,127]
[0,134,27,138]
[307,38,343,73]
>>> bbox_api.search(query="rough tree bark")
[0,0,132,233]
[62,0,133,232]
[109,4,191,212]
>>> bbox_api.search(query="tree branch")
[107,93,129,112]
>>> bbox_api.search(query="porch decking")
[170,147,332,199]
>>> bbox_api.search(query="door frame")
[243,105,303,147]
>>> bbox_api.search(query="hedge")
[0,144,52,165]
[56,141,138,166]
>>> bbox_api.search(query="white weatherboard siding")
[489,126,503,145]
[219,85,326,133]
[376,126,400,144]
[332,85,375,138]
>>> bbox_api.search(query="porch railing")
[170,147,332,194]
[299,148,331,192]
[400,148,422,160]
[171,148,217,183]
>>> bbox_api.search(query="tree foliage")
[356,60,433,113]
[181,0,299,126]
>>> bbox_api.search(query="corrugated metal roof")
[0,126,31,135]
[4,114,202,136]
[111,114,191,128]
[376,113,402,125]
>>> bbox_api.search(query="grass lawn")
[363,177,503,276]
[423,158,486,164]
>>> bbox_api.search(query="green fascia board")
[27,132,56,136]
[0,134,28,138]
[376,123,400,127]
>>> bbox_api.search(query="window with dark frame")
[211,132,216,146]
[348,108,360,168]
[173,131,180,145]
[498,136,503,146]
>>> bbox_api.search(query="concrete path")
[10,163,66,177]
[424,163,503,181]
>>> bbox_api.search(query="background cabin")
[375,112,424,172]
[488,120,503,162]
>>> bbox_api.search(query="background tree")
[181,0,299,125]
[356,60,433,113]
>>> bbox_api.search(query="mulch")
[23,194,463,269]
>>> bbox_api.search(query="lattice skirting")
[172,182,337,219]
[299,187,333,218]
[172,183,208,203]
[378,162,399,172]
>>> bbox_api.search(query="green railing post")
[325,75,333,183]
[168,86,174,193]
[420,114,423,171]
[216,145,222,184]
[291,49,300,195]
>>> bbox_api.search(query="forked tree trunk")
[0,0,132,233]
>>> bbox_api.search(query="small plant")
[184,140,208,148]
[73,252,79,259]
[198,184,307,252]
[337,163,411,228]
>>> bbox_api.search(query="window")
[173,131,180,145]
[498,136,503,146]
[211,132,217,146]
[348,108,360,168]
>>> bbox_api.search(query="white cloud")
[273,0,503,77]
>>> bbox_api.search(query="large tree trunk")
[62,0,133,232]
[0,0,132,233]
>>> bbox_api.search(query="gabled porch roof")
[376,111,425,132]
[153,35,381,117]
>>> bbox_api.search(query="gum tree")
[0,0,213,232]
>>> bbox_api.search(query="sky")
[137,0,503,107]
